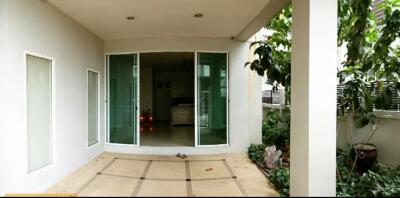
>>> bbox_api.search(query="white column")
[0,0,8,195]
[290,0,337,196]
[248,40,263,145]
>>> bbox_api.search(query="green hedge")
[248,146,400,197]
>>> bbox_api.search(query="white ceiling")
[48,0,270,40]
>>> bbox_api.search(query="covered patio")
[47,153,277,196]
[0,0,337,196]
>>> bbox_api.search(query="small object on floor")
[205,168,213,171]
[176,153,187,159]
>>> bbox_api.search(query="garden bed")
[249,145,400,197]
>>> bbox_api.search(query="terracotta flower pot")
[350,143,377,172]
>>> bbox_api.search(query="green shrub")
[262,109,290,150]
[248,144,266,161]
[247,149,400,197]
[336,150,400,197]
[269,167,290,197]
[247,144,290,197]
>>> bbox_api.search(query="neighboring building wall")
[337,112,400,167]
[105,37,262,154]
[1,0,104,194]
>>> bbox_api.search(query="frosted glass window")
[88,70,99,146]
[27,54,52,173]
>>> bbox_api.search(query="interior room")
[139,52,195,147]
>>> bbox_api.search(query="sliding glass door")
[108,54,139,145]
[196,52,228,146]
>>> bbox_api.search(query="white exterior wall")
[1,0,104,194]
[104,37,262,154]
[337,112,400,167]
[0,0,263,194]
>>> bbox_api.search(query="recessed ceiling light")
[126,16,135,20]
[194,13,203,18]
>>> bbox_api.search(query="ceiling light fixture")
[126,16,135,20]
[194,13,203,18]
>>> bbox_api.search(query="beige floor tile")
[106,152,157,161]
[79,175,138,197]
[229,163,267,180]
[47,152,278,197]
[146,161,186,179]
[192,179,243,197]
[101,159,148,177]
[46,155,113,194]
[136,180,187,197]
[190,161,231,179]
[186,154,227,161]
[239,177,278,197]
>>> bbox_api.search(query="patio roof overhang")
[48,0,290,41]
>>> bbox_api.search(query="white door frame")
[105,52,141,147]
[105,51,229,148]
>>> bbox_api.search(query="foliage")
[337,0,400,128]
[259,150,400,197]
[247,1,400,196]
[262,109,290,150]
[247,144,290,197]
[247,144,266,161]
[336,150,400,197]
[269,167,290,197]
[245,4,292,103]
[247,0,400,127]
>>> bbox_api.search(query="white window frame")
[24,50,56,174]
[87,68,101,148]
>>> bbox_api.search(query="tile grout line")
[76,157,117,195]
[116,157,222,163]
[98,172,140,180]
[222,159,249,197]
[92,171,234,182]
[185,160,194,197]
[191,177,233,181]
[131,160,152,197]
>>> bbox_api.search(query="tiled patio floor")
[47,152,277,197]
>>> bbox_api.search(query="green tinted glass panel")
[109,54,138,144]
[197,53,228,145]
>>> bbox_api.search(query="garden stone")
[264,146,282,169]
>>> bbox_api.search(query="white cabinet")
[171,106,194,125]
